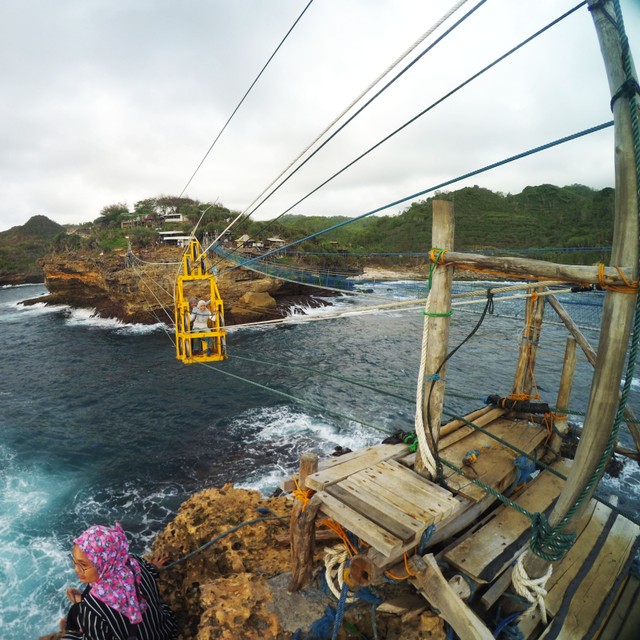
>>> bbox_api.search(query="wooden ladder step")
[305,443,409,491]
[317,490,404,557]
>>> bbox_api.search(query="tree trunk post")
[415,200,455,477]
[289,452,319,591]
[522,0,639,582]
[548,293,640,458]
[511,287,546,398]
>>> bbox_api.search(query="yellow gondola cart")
[175,239,227,364]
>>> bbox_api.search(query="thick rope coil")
[324,544,357,603]
[512,552,552,625]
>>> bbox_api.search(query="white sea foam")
[63,307,167,334]
[225,405,379,495]
[0,448,72,636]
[1,300,70,323]
[0,282,44,289]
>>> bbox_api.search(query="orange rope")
[429,248,449,265]
[384,553,418,581]
[291,475,313,511]
[320,519,358,556]
[403,553,417,577]
[292,476,360,557]
[542,413,555,445]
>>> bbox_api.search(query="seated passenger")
[190,300,216,355]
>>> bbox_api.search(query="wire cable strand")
[221,120,613,274]
[177,0,315,199]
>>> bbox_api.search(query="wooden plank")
[444,462,568,583]
[616,576,640,640]
[328,479,423,543]
[384,458,457,498]
[398,407,506,467]
[544,501,612,616]
[439,408,507,449]
[377,595,427,617]
[305,443,409,491]
[547,517,640,640]
[409,554,494,640]
[440,418,547,502]
[597,575,640,640]
[348,469,457,526]
[316,490,403,557]
[361,459,459,515]
[440,406,499,437]
[481,499,599,619]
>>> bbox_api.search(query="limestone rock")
[29,246,331,325]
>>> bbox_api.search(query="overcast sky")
[1,0,639,232]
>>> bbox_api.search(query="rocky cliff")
[30,246,330,325]
[40,484,446,640]
[142,485,446,640]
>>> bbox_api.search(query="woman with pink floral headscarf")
[60,522,177,640]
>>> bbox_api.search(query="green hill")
[283,184,615,267]
[0,215,66,284]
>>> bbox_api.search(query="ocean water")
[1,282,639,639]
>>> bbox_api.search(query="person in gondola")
[59,522,177,640]
[190,299,216,355]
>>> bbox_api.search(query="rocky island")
[26,245,333,326]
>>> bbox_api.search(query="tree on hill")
[96,203,130,228]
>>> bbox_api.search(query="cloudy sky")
[1,0,639,232]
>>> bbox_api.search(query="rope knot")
[512,551,553,625]
[529,513,576,562]
[429,248,447,264]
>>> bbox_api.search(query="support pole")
[511,287,546,397]
[522,0,639,582]
[547,293,640,458]
[544,337,577,462]
[289,452,319,591]
[415,200,455,477]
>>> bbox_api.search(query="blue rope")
[308,605,337,640]
[331,581,350,640]
[418,525,437,555]
[493,612,523,639]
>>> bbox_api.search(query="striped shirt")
[62,556,178,640]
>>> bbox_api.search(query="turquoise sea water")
[1,282,638,639]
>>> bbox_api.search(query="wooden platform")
[539,502,640,639]
[438,417,548,502]
[301,411,547,563]
[444,460,571,584]
[287,401,640,640]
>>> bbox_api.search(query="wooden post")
[409,554,493,640]
[544,337,577,462]
[548,293,640,457]
[415,200,455,477]
[523,0,639,580]
[289,452,319,591]
[512,287,546,397]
